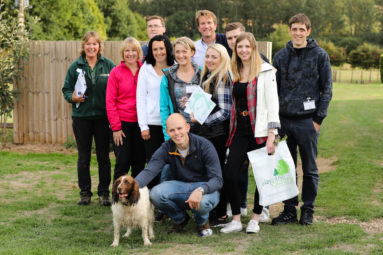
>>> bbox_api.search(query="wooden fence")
[332,69,381,84]
[13,40,272,144]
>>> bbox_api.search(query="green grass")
[0,83,383,254]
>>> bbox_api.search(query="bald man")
[135,113,222,237]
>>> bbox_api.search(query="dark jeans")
[280,116,319,213]
[72,117,111,197]
[222,131,265,216]
[144,125,165,189]
[113,121,146,180]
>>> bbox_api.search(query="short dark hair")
[146,15,165,27]
[225,22,245,33]
[289,13,311,30]
[145,35,174,66]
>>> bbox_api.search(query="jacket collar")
[169,132,197,155]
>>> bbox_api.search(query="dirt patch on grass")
[1,143,76,154]
[0,170,76,202]
[316,216,383,234]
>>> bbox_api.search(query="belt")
[238,111,249,116]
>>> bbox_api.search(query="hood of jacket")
[167,63,201,84]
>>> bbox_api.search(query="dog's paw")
[123,230,131,238]
[110,241,119,247]
[144,240,152,246]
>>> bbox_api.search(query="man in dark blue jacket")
[135,113,222,236]
[272,14,332,226]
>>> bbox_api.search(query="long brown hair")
[231,32,262,82]
[200,44,230,94]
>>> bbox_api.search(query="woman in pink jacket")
[106,37,146,180]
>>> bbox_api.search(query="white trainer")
[246,220,260,234]
[240,207,247,216]
[259,207,270,223]
[220,220,243,233]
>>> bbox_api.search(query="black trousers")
[280,116,319,213]
[112,121,146,180]
[223,131,265,215]
[72,117,111,197]
[144,125,165,189]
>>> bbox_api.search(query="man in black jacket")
[272,14,332,226]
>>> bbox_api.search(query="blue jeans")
[150,180,220,226]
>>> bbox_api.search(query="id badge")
[186,85,198,94]
[303,98,316,110]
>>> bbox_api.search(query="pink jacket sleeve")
[106,68,121,131]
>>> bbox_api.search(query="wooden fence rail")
[13,40,272,144]
[332,69,381,84]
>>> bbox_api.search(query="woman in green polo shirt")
[62,31,115,206]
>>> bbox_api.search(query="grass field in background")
[0,83,382,254]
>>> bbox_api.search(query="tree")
[0,5,32,142]
[267,24,290,58]
[27,0,107,40]
[95,0,147,40]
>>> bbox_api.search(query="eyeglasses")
[147,25,163,29]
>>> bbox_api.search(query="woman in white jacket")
[220,32,280,234]
[136,35,174,188]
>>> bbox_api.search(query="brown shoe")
[78,195,91,205]
[168,214,190,234]
[99,194,111,206]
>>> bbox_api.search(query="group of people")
[62,10,332,238]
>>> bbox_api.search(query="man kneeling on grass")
[135,113,222,237]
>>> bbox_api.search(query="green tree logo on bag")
[274,160,290,176]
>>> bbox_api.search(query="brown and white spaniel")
[110,174,154,247]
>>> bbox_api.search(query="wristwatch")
[196,187,204,195]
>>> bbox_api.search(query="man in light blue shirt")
[192,10,230,67]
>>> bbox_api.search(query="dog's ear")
[112,177,121,204]
[128,179,140,205]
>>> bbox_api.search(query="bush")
[0,5,33,143]
[318,40,346,66]
[332,36,363,54]
[349,43,383,69]
[380,54,383,83]
[267,24,290,58]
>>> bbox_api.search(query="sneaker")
[246,220,260,234]
[220,220,243,233]
[99,194,111,206]
[299,209,313,225]
[271,210,298,225]
[168,214,190,234]
[259,207,270,223]
[198,220,213,237]
[210,216,229,227]
[78,195,91,205]
[240,207,248,216]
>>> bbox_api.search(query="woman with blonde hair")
[189,44,232,226]
[62,31,115,206]
[106,37,146,181]
[219,32,280,234]
[160,36,201,139]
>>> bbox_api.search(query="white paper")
[75,68,87,108]
[185,86,216,124]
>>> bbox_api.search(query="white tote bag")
[247,141,299,206]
